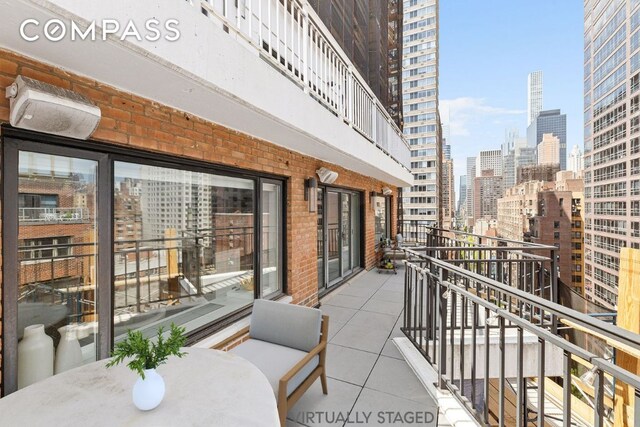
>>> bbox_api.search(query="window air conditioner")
[5,75,101,139]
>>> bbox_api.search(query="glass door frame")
[317,186,364,293]
[2,138,114,395]
[258,178,285,299]
[1,127,289,396]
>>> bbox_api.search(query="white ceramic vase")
[132,369,165,411]
[18,324,54,389]
[55,325,83,374]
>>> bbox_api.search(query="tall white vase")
[132,369,165,411]
[18,324,54,389]
[55,325,83,374]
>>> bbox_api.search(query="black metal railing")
[401,228,640,426]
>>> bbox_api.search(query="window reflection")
[17,151,98,389]
[113,162,255,340]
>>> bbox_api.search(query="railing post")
[563,350,572,427]
[550,247,558,334]
[301,6,309,92]
[135,240,141,313]
[347,67,354,126]
[438,267,447,389]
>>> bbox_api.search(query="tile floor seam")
[327,342,380,357]
[323,270,398,427]
[338,308,403,426]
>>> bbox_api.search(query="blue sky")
[439,0,584,195]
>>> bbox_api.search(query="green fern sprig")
[106,323,187,379]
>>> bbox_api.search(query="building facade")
[497,180,552,241]
[527,109,568,170]
[538,133,561,165]
[442,158,455,229]
[465,157,476,228]
[517,163,561,185]
[402,0,441,226]
[473,170,504,225]
[583,0,640,308]
[569,144,584,177]
[458,175,467,217]
[0,0,412,395]
[475,149,503,177]
[529,186,585,295]
[528,70,544,127]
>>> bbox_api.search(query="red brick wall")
[0,48,400,394]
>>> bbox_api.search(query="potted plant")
[106,323,187,411]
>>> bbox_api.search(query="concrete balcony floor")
[286,267,450,427]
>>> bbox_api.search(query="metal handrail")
[402,246,640,426]
[405,247,640,354]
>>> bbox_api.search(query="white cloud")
[440,97,525,138]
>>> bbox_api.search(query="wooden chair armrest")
[280,341,326,385]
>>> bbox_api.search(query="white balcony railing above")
[197,0,410,171]
[19,207,89,223]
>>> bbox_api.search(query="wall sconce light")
[382,187,393,196]
[305,177,317,212]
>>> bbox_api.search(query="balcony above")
[19,207,89,224]
[0,0,412,186]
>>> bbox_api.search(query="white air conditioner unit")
[5,75,101,139]
[382,186,393,196]
[316,167,338,184]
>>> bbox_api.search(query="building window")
[21,236,73,260]
[554,232,560,239]
[5,140,286,394]
[554,221,560,228]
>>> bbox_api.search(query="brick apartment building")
[0,0,413,395]
[501,172,585,295]
[473,170,503,228]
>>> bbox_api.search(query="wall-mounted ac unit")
[5,76,101,140]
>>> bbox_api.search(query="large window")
[112,162,264,340]
[3,137,285,394]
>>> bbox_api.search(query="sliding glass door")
[317,188,362,291]
[3,136,286,395]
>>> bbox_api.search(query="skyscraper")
[465,157,476,227]
[527,71,543,127]
[473,170,504,224]
[514,137,537,175]
[458,175,467,215]
[502,129,519,192]
[442,158,455,229]
[475,149,503,177]
[402,0,440,226]
[537,133,561,165]
[569,144,584,177]
[583,0,639,308]
[527,109,568,169]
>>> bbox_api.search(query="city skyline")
[439,0,583,193]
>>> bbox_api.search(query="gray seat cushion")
[249,299,322,352]
[230,339,319,397]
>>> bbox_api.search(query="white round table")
[0,348,279,426]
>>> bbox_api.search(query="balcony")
[10,223,640,425]
[18,207,89,224]
[0,0,412,186]
[397,226,640,426]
